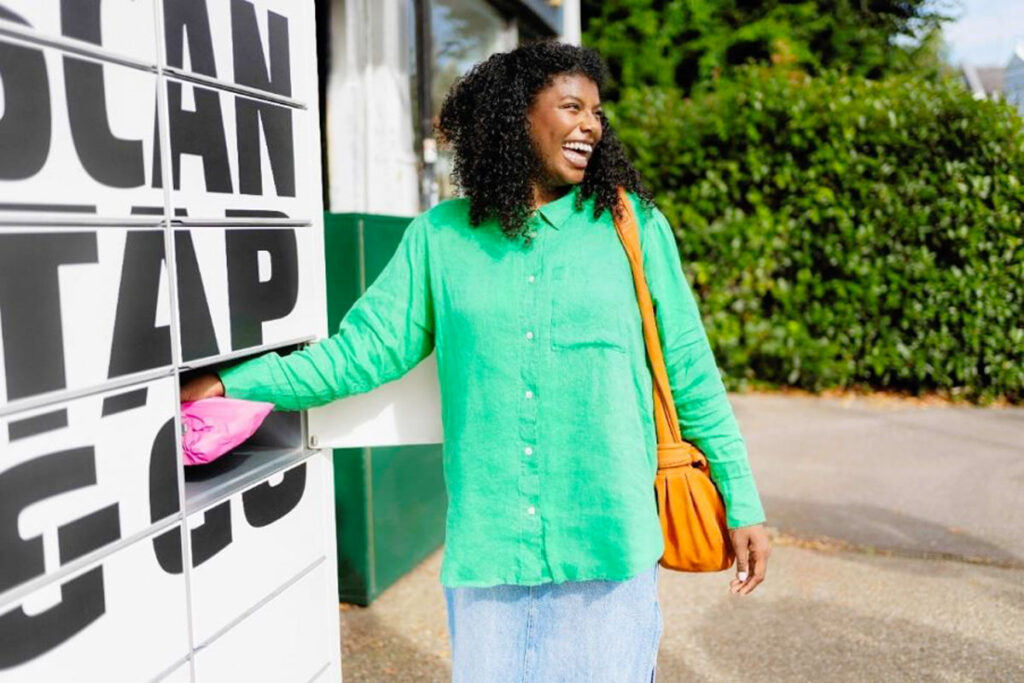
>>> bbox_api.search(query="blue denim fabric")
[443,562,663,682]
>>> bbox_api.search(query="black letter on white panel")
[59,0,100,43]
[231,0,291,96]
[148,419,179,523]
[0,7,28,23]
[150,417,232,572]
[151,97,164,189]
[225,230,299,350]
[0,447,120,593]
[166,81,232,193]
[155,499,232,574]
[108,232,172,378]
[0,567,105,669]
[0,39,50,179]
[242,463,306,527]
[235,99,295,197]
[63,56,145,187]
[173,232,220,362]
[163,0,218,77]
[0,233,97,401]
[56,503,121,565]
[150,417,188,574]
[231,1,294,196]
[189,501,232,566]
[151,526,183,573]
[60,0,145,188]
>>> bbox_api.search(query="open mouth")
[561,141,593,169]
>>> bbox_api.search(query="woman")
[182,41,771,682]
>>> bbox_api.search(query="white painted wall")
[326,0,421,215]
[560,0,581,46]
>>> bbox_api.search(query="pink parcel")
[180,397,275,466]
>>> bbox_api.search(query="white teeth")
[562,141,593,154]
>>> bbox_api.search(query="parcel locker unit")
[0,1,341,680]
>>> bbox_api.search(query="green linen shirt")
[220,185,765,587]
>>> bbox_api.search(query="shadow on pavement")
[763,495,1024,568]
[690,596,1024,681]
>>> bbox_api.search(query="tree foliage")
[582,0,950,98]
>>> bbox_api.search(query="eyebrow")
[561,95,602,109]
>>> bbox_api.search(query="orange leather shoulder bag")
[612,187,735,572]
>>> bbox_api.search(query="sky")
[942,0,1024,66]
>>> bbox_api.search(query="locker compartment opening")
[180,342,311,513]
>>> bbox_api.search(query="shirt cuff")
[218,358,271,402]
[716,473,767,529]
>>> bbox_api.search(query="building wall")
[326,0,421,215]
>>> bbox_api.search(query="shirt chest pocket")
[549,263,634,353]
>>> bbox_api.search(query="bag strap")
[611,187,684,447]
[612,188,706,469]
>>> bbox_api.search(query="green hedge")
[613,69,1024,403]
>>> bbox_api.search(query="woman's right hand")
[180,373,225,402]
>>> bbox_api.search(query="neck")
[532,182,571,209]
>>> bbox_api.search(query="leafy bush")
[613,69,1024,403]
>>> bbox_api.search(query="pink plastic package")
[180,397,275,466]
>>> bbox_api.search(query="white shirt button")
[525,390,534,399]
[528,275,536,283]
[525,331,534,340]
[527,506,536,515]
[524,446,533,456]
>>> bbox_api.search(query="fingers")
[738,545,769,595]
[728,526,772,596]
[729,531,751,595]
[180,374,224,402]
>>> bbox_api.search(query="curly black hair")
[436,40,653,241]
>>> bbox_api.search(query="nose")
[580,109,600,136]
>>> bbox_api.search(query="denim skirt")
[443,562,662,682]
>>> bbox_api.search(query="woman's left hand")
[727,523,772,595]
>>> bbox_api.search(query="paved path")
[341,542,1024,681]
[338,393,1024,681]
[733,392,1024,566]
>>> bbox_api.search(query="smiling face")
[526,72,604,197]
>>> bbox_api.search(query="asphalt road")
[734,392,1024,567]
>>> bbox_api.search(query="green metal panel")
[333,446,371,602]
[369,443,447,593]
[323,212,447,606]
[322,213,362,332]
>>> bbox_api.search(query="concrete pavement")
[338,392,1024,681]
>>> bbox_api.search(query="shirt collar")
[534,184,581,230]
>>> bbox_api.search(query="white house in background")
[1004,44,1024,115]
[961,63,1004,100]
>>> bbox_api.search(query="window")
[426,0,515,204]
